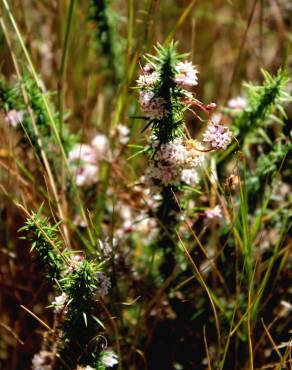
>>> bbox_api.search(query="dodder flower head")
[52,292,68,313]
[227,96,247,110]
[145,138,203,189]
[136,71,159,87]
[205,205,222,219]
[203,122,232,150]
[32,350,53,370]
[68,144,98,187]
[139,91,169,119]
[4,109,24,127]
[175,61,199,87]
[100,349,118,368]
[91,133,109,158]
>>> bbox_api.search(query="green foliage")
[88,0,123,82]
[248,136,292,198]
[20,213,107,369]
[0,76,76,155]
[59,260,105,368]
[19,211,67,282]
[233,69,291,140]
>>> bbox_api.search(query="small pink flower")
[205,102,217,111]
[68,144,97,165]
[73,254,83,262]
[143,63,155,73]
[91,134,109,158]
[205,205,222,219]
[116,124,130,145]
[68,254,83,273]
[203,122,232,150]
[139,91,169,119]
[4,109,24,127]
[137,71,159,87]
[68,144,99,187]
[175,61,199,87]
[227,96,247,110]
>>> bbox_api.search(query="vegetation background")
[0,0,291,369]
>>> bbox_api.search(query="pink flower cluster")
[205,205,222,219]
[139,91,169,120]
[144,138,204,189]
[32,350,53,370]
[227,96,247,110]
[4,109,24,127]
[68,254,83,273]
[202,122,232,150]
[175,61,199,87]
[51,292,68,314]
[68,133,109,187]
[137,60,199,120]
[136,71,159,88]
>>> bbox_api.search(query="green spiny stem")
[218,69,290,164]
[58,261,103,368]
[89,0,123,83]
[157,186,180,277]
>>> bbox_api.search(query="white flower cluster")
[68,133,109,187]
[100,349,118,368]
[227,96,247,110]
[136,71,159,88]
[114,199,158,243]
[202,122,232,150]
[137,60,199,120]
[115,124,130,145]
[32,350,53,370]
[4,109,24,128]
[175,61,199,87]
[145,138,203,189]
[139,90,169,120]
[51,292,68,314]
[137,64,168,120]
[205,205,222,219]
